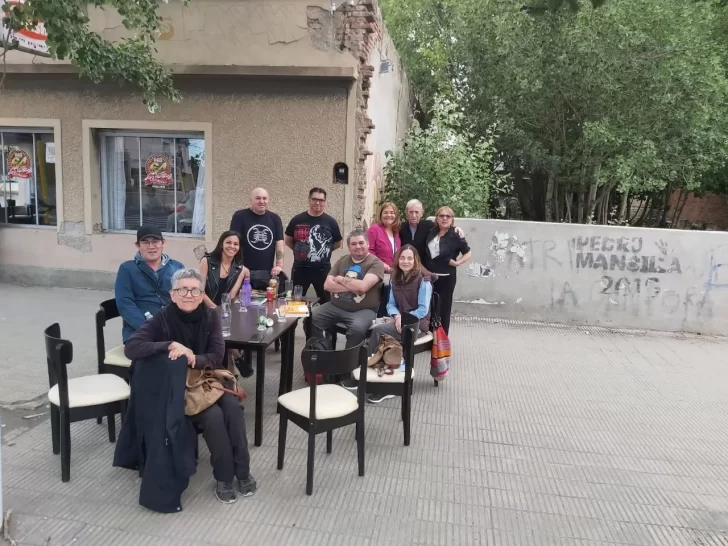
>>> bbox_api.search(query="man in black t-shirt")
[230,187,284,287]
[285,187,342,303]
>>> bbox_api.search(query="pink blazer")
[367,223,401,267]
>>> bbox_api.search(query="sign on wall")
[7,149,32,179]
[144,155,173,188]
[1,0,50,56]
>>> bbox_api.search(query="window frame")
[97,129,206,239]
[0,120,62,231]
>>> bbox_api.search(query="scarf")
[166,303,209,355]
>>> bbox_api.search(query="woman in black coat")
[124,268,257,504]
[424,206,472,334]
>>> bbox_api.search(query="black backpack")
[302,335,334,385]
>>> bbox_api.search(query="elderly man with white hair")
[399,199,464,259]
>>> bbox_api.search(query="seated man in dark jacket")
[124,267,257,504]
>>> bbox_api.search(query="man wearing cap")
[115,226,185,342]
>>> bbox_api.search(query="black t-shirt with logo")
[230,209,284,271]
[285,212,342,269]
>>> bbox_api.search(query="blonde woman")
[423,206,471,334]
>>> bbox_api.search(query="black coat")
[113,354,197,513]
[399,219,435,261]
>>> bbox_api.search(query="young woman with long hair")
[366,245,433,403]
[199,231,250,309]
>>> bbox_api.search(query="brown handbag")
[367,335,403,376]
[185,367,246,416]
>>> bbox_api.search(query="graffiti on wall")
[465,228,719,323]
[469,232,528,278]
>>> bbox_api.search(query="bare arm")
[272,240,285,274]
[324,274,350,294]
[228,268,246,300]
[452,251,472,267]
[339,272,380,295]
[284,235,295,250]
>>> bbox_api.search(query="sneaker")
[237,475,257,497]
[340,379,358,391]
[235,356,254,378]
[215,481,237,504]
[367,394,395,404]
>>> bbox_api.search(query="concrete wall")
[454,219,728,335]
[361,26,412,225]
[0,75,349,287]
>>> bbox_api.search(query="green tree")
[383,0,728,226]
[2,0,181,112]
[382,98,505,218]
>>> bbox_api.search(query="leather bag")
[185,367,245,416]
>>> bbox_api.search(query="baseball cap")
[136,225,164,242]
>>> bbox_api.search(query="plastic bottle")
[240,278,252,312]
[221,301,231,337]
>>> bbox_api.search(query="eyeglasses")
[437,214,453,219]
[310,198,326,203]
[139,238,162,246]
[173,288,203,297]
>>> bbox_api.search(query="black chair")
[95,299,132,380]
[45,323,130,482]
[354,315,418,446]
[276,340,368,495]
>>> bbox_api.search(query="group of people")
[112,186,471,507]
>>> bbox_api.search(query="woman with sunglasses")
[424,206,471,334]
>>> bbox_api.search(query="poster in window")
[144,154,173,188]
[7,149,32,179]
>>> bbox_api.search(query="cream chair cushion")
[353,366,414,384]
[104,345,132,368]
[278,384,358,420]
[48,374,130,408]
[414,332,434,346]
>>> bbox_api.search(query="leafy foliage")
[382,0,728,225]
[382,98,505,218]
[2,0,180,112]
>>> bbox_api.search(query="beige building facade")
[0,0,411,288]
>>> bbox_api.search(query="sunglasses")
[437,214,453,219]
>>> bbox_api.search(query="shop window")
[0,128,57,226]
[99,131,205,236]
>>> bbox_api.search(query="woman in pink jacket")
[367,202,401,273]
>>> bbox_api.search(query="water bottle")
[240,278,252,312]
[221,302,231,337]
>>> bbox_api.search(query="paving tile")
[5,285,728,544]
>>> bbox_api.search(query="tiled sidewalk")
[3,293,728,544]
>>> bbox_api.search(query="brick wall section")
[670,191,728,230]
[341,0,382,226]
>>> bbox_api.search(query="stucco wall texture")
[0,75,349,238]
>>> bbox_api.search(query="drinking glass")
[285,280,293,301]
[277,297,287,322]
[257,304,267,331]
[221,293,231,307]
[293,285,303,302]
